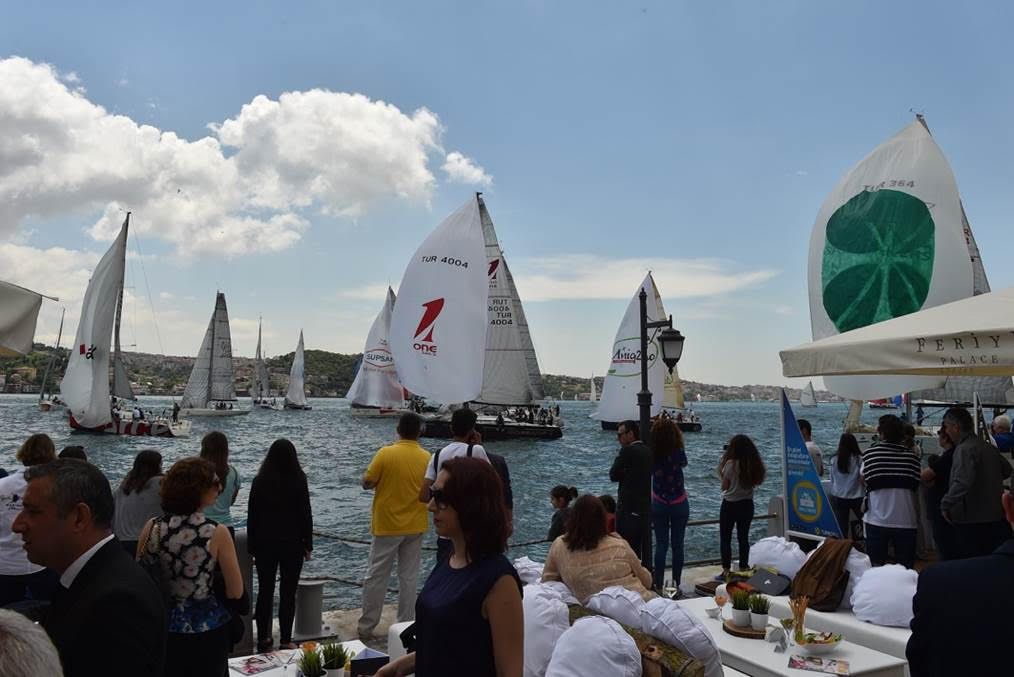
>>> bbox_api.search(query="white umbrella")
[0,279,47,356]
[781,286,1014,379]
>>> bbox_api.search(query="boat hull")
[350,406,413,418]
[69,414,191,438]
[284,403,312,410]
[600,419,703,433]
[180,408,250,417]
[422,416,563,441]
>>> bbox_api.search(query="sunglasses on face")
[429,488,449,509]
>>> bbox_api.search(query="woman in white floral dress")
[138,457,244,677]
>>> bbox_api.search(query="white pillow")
[749,536,808,578]
[523,586,571,677]
[540,580,579,605]
[639,598,722,677]
[804,543,872,609]
[514,556,545,586]
[546,616,642,677]
[585,585,646,628]
[850,564,917,627]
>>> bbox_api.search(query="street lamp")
[637,287,685,441]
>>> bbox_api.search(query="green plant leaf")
[821,189,934,332]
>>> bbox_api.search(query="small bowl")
[799,635,843,655]
[705,607,721,619]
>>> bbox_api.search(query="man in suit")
[12,459,166,677]
[906,484,1014,675]
[610,419,653,568]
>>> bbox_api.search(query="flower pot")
[731,607,750,627]
[750,611,769,630]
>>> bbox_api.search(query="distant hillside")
[1,343,840,402]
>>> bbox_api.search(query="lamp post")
[637,287,686,441]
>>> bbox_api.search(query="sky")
[2,1,1013,387]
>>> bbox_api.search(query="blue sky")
[2,1,1013,387]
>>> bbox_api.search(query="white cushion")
[639,598,722,677]
[585,585,646,628]
[748,536,807,578]
[514,556,545,586]
[849,564,917,627]
[539,580,579,605]
[804,543,872,609]
[546,616,642,677]
[523,586,571,677]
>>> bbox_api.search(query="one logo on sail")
[487,259,500,288]
[413,298,445,356]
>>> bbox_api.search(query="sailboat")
[390,195,560,440]
[589,375,597,402]
[62,214,190,437]
[800,381,817,408]
[592,272,667,431]
[179,292,248,417]
[283,330,312,410]
[38,308,66,412]
[807,115,1013,443]
[251,318,279,410]
[347,288,412,418]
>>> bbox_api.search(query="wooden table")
[679,597,907,677]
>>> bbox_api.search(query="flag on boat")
[781,389,842,540]
[0,280,45,356]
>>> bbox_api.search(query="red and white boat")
[60,214,191,438]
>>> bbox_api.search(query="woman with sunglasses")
[137,457,244,677]
[376,457,522,677]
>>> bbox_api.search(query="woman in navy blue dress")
[376,457,523,677]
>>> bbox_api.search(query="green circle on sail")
[821,189,934,333]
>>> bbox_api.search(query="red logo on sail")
[487,259,500,279]
[413,298,444,355]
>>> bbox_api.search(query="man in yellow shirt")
[358,413,432,639]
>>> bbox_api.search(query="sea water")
[0,394,904,609]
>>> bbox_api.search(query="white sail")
[0,279,44,357]
[285,330,308,407]
[653,286,685,410]
[252,318,271,399]
[592,272,666,422]
[61,217,130,428]
[180,292,238,408]
[808,117,975,401]
[390,197,488,404]
[801,381,817,407]
[346,289,406,408]
[589,375,597,402]
[476,196,545,405]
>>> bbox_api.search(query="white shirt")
[60,534,115,589]
[805,441,825,476]
[424,441,490,481]
[0,469,44,575]
[863,489,917,529]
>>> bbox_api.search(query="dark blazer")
[609,441,652,514]
[43,537,166,677]
[906,538,1014,676]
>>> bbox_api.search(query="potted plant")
[749,593,770,630]
[321,640,349,676]
[730,589,751,627]
[297,642,325,677]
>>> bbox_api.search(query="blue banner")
[781,389,842,539]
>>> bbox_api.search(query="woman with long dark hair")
[717,435,766,578]
[200,431,240,527]
[650,416,689,592]
[829,433,863,539]
[377,457,522,677]
[542,494,653,604]
[547,485,578,541]
[248,439,313,652]
[114,449,163,554]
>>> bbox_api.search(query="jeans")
[651,499,690,589]
[719,499,754,571]
[617,510,652,570]
[829,496,863,540]
[864,523,917,568]
[254,544,305,645]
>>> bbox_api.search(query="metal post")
[637,288,652,442]
[230,528,255,657]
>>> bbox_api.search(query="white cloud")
[118,77,129,87]
[158,291,175,300]
[336,284,391,301]
[509,255,779,301]
[442,151,492,186]
[0,56,477,258]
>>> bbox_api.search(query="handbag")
[137,519,172,605]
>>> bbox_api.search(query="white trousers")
[357,533,424,636]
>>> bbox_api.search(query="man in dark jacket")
[941,407,1013,558]
[907,486,1014,675]
[13,460,166,677]
[609,419,652,568]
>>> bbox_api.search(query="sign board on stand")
[780,389,842,541]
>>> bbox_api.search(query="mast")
[38,307,65,402]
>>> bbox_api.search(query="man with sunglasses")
[907,484,1014,675]
[609,420,652,569]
